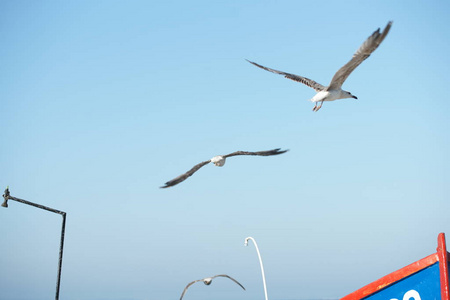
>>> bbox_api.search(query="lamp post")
[2,187,67,300]
[244,237,268,300]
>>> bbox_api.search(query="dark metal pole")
[55,211,66,300]
[2,187,67,300]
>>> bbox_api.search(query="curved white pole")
[245,237,268,300]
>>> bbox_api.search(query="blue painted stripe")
[363,262,441,300]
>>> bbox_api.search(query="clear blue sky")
[1,1,449,300]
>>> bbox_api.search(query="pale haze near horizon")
[1,1,449,300]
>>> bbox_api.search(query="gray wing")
[328,21,393,90]
[160,160,211,188]
[246,60,326,92]
[180,279,202,300]
[211,274,246,291]
[223,148,288,158]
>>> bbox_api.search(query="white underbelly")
[310,91,329,103]
[310,90,341,103]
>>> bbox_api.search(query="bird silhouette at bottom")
[179,274,245,300]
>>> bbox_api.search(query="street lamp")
[244,237,268,300]
[2,187,67,300]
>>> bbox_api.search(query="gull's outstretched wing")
[246,60,326,92]
[210,274,246,290]
[223,148,288,158]
[180,279,203,300]
[161,160,211,188]
[328,21,393,90]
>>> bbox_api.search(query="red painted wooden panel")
[437,233,450,300]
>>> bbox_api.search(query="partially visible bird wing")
[246,60,326,92]
[211,274,246,290]
[223,148,288,158]
[160,160,211,188]
[180,279,203,300]
[328,21,393,90]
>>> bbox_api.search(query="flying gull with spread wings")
[179,274,245,300]
[247,21,392,112]
[161,148,288,188]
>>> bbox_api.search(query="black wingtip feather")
[273,148,289,155]
[160,182,173,188]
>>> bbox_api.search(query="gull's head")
[343,90,357,100]
[203,278,213,285]
[211,155,226,167]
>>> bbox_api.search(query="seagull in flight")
[179,274,245,300]
[160,148,288,188]
[247,21,392,112]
